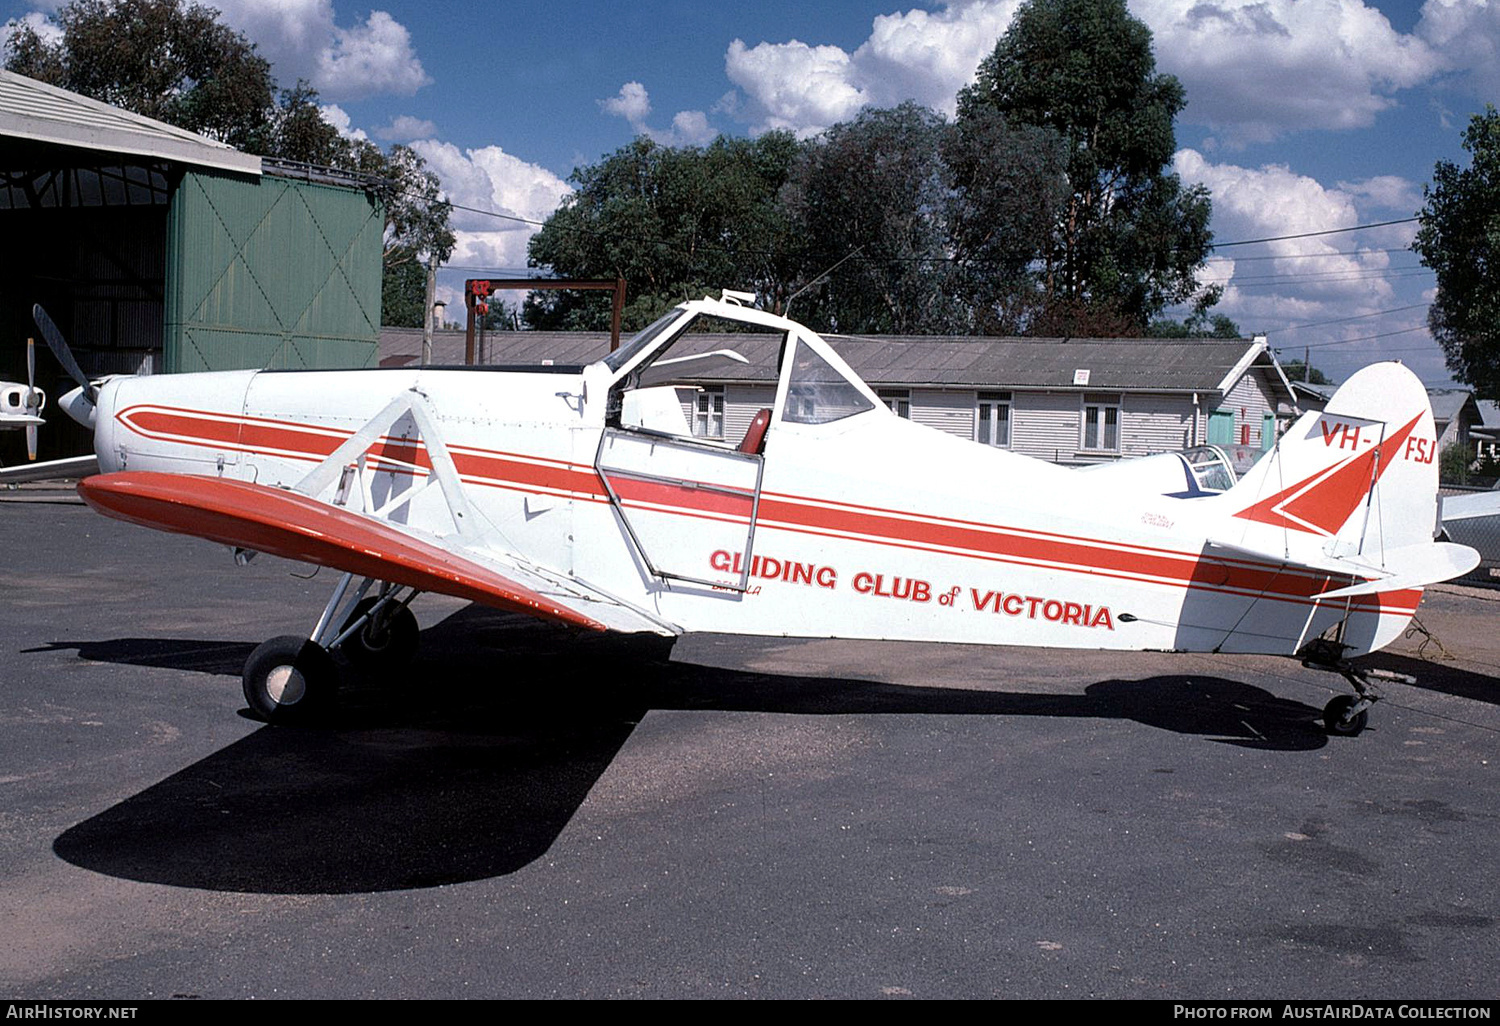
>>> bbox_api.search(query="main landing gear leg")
[241,573,421,724]
[1301,648,1415,737]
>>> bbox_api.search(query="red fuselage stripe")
[116,406,1421,614]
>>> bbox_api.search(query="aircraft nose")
[59,385,97,430]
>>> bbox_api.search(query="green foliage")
[269,81,357,167]
[1439,442,1474,486]
[781,103,961,333]
[520,0,1219,338]
[525,133,802,331]
[526,106,1077,336]
[1276,359,1332,385]
[958,0,1215,334]
[1414,107,1500,400]
[941,106,1068,333]
[5,0,274,151]
[381,248,427,329]
[373,144,455,267]
[1147,311,1242,339]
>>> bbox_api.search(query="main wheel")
[338,597,419,671]
[242,635,337,724]
[1323,694,1369,737]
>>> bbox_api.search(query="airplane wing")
[0,454,99,485]
[76,471,675,635]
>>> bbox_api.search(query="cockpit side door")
[594,312,784,592]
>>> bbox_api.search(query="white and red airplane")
[47,293,1476,736]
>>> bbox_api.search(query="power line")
[1266,302,1430,334]
[1205,269,1433,290]
[1200,265,1429,285]
[450,201,548,230]
[1300,324,1432,349]
[1218,246,1414,263]
[1208,217,1419,249]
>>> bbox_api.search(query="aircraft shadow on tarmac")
[1357,651,1500,708]
[49,605,1339,895]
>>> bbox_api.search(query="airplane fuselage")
[91,360,1419,658]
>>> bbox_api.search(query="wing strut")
[292,386,482,544]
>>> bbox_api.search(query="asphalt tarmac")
[1,495,1497,999]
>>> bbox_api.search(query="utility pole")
[421,255,437,366]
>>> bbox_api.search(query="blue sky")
[5,0,1498,387]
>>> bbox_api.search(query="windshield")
[602,308,688,373]
[782,340,875,424]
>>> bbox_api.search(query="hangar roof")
[0,70,261,176]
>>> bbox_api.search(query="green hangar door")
[165,169,384,373]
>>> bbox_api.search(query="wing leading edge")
[77,471,611,631]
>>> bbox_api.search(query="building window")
[1081,393,1120,451]
[693,387,725,438]
[878,388,911,419]
[976,391,1011,447]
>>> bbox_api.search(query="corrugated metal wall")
[1120,394,1195,455]
[164,170,382,372]
[911,389,976,437]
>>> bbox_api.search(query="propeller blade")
[25,423,37,461]
[32,304,95,403]
[26,336,35,391]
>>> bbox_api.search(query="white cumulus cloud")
[209,1,429,102]
[1139,0,1438,145]
[1415,0,1500,100]
[318,103,367,141]
[1336,175,1424,214]
[724,0,1022,137]
[719,0,1470,146]
[315,11,429,100]
[600,81,652,124]
[1175,148,1404,314]
[375,114,438,143]
[411,140,572,272]
[599,81,718,146]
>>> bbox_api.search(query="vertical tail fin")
[1221,362,1439,563]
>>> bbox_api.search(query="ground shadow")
[1356,651,1500,707]
[51,606,1330,894]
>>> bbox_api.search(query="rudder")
[1222,362,1439,562]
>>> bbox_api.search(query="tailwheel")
[1323,694,1370,737]
[242,635,338,724]
[1302,641,1414,738]
[338,596,420,671]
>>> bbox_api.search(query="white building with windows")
[381,327,1295,472]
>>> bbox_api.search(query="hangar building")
[0,71,383,462]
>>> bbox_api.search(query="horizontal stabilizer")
[1441,489,1500,523]
[1313,542,1479,599]
[1207,537,1478,599]
[78,471,610,631]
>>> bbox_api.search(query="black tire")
[1323,694,1369,737]
[338,597,420,671]
[242,635,337,724]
